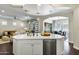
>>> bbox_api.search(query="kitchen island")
[12,34,64,55]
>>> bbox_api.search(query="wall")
[0,19,26,32]
[39,13,73,43]
[68,13,74,43]
[73,7,79,49]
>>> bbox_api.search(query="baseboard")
[73,45,79,50]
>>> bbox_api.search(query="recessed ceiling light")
[2,21,7,25]
[1,10,5,13]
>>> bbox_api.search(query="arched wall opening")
[43,16,69,41]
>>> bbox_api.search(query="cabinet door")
[18,43,33,55]
[57,38,64,55]
[13,40,43,55]
[33,43,43,55]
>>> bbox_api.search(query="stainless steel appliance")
[43,39,56,55]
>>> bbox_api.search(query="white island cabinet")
[13,34,64,55]
[13,39,43,55]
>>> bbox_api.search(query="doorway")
[43,16,69,41]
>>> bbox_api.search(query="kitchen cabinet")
[13,39,43,55]
[33,43,43,55]
[43,38,64,55]
[56,38,64,55]
[13,34,64,55]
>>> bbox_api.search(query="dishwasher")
[43,39,56,55]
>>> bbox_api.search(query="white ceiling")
[44,16,68,23]
[23,4,74,16]
[0,4,78,20]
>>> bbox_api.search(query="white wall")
[0,19,26,32]
[69,13,74,43]
[73,7,79,50]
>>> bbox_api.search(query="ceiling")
[0,4,78,20]
[23,4,75,16]
[44,16,68,23]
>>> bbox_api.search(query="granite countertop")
[12,33,64,40]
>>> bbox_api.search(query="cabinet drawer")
[32,40,43,44]
[17,39,43,44]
